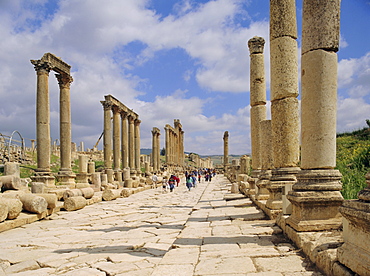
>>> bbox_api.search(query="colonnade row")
[30,53,75,187]
[101,95,141,181]
[164,119,185,167]
[241,0,369,275]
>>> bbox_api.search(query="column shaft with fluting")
[102,101,113,169]
[134,119,141,172]
[112,105,121,171]
[32,61,52,173]
[287,0,343,231]
[121,111,129,169]
[267,0,300,213]
[152,127,160,172]
[56,73,73,172]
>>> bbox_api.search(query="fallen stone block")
[4,162,20,177]
[0,175,22,190]
[47,189,66,201]
[0,202,8,222]
[35,194,57,209]
[0,197,22,219]
[121,188,132,198]
[63,196,87,211]
[31,182,44,194]
[102,189,121,201]
[80,187,94,199]
[18,193,48,214]
[63,189,83,201]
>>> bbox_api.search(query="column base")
[286,169,343,232]
[337,199,370,276]
[105,169,114,183]
[56,171,76,188]
[256,170,271,200]
[31,173,55,188]
[266,167,299,210]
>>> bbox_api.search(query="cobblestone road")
[0,175,323,275]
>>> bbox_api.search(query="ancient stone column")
[120,111,129,169]
[156,130,161,171]
[256,120,273,201]
[180,130,184,166]
[112,105,121,172]
[267,0,300,215]
[31,60,52,174]
[286,0,343,231]
[128,115,135,173]
[31,139,35,151]
[165,125,170,165]
[56,73,75,184]
[152,128,159,172]
[134,119,141,173]
[101,101,113,169]
[248,36,267,195]
[223,131,229,170]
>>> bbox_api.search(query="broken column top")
[248,36,265,54]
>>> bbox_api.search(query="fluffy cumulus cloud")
[337,52,370,132]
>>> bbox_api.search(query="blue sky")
[0,0,369,156]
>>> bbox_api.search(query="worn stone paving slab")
[0,175,323,275]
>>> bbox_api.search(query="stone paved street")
[0,175,323,275]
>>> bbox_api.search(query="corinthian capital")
[55,73,73,89]
[248,36,265,54]
[31,59,52,74]
[101,101,113,111]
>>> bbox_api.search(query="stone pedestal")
[338,198,370,275]
[56,172,76,188]
[256,170,271,200]
[31,174,55,188]
[286,169,343,231]
[266,167,299,210]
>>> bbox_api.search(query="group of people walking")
[152,168,216,193]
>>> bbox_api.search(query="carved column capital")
[248,36,265,54]
[101,101,113,111]
[112,105,120,114]
[120,110,128,119]
[134,119,141,126]
[56,73,73,89]
[31,60,52,74]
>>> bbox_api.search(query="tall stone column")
[256,120,273,201]
[152,128,160,172]
[120,111,129,169]
[30,59,55,186]
[101,101,113,169]
[165,125,170,165]
[112,105,121,171]
[248,36,267,195]
[223,131,229,171]
[134,119,141,173]
[128,115,135,173]
[180,130,184,166]
[32,60,52,173]
[287,0,343,231]
[156,130,161,171]
[267,0,300,214]
[56,73,75,186]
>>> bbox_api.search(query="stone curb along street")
[0,175,323,276]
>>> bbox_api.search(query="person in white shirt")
[151,173,158,189]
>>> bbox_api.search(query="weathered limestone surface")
[270,36,299,101]
[270,0,297,40]
[18,193,48,214]
[0,175,22,190]
[63,196,87,211]
[0,198,22,219]
[271,97,300,168]
[302,0,340,54]
[300,49,338,169]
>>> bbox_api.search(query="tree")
[160,147,165,156]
